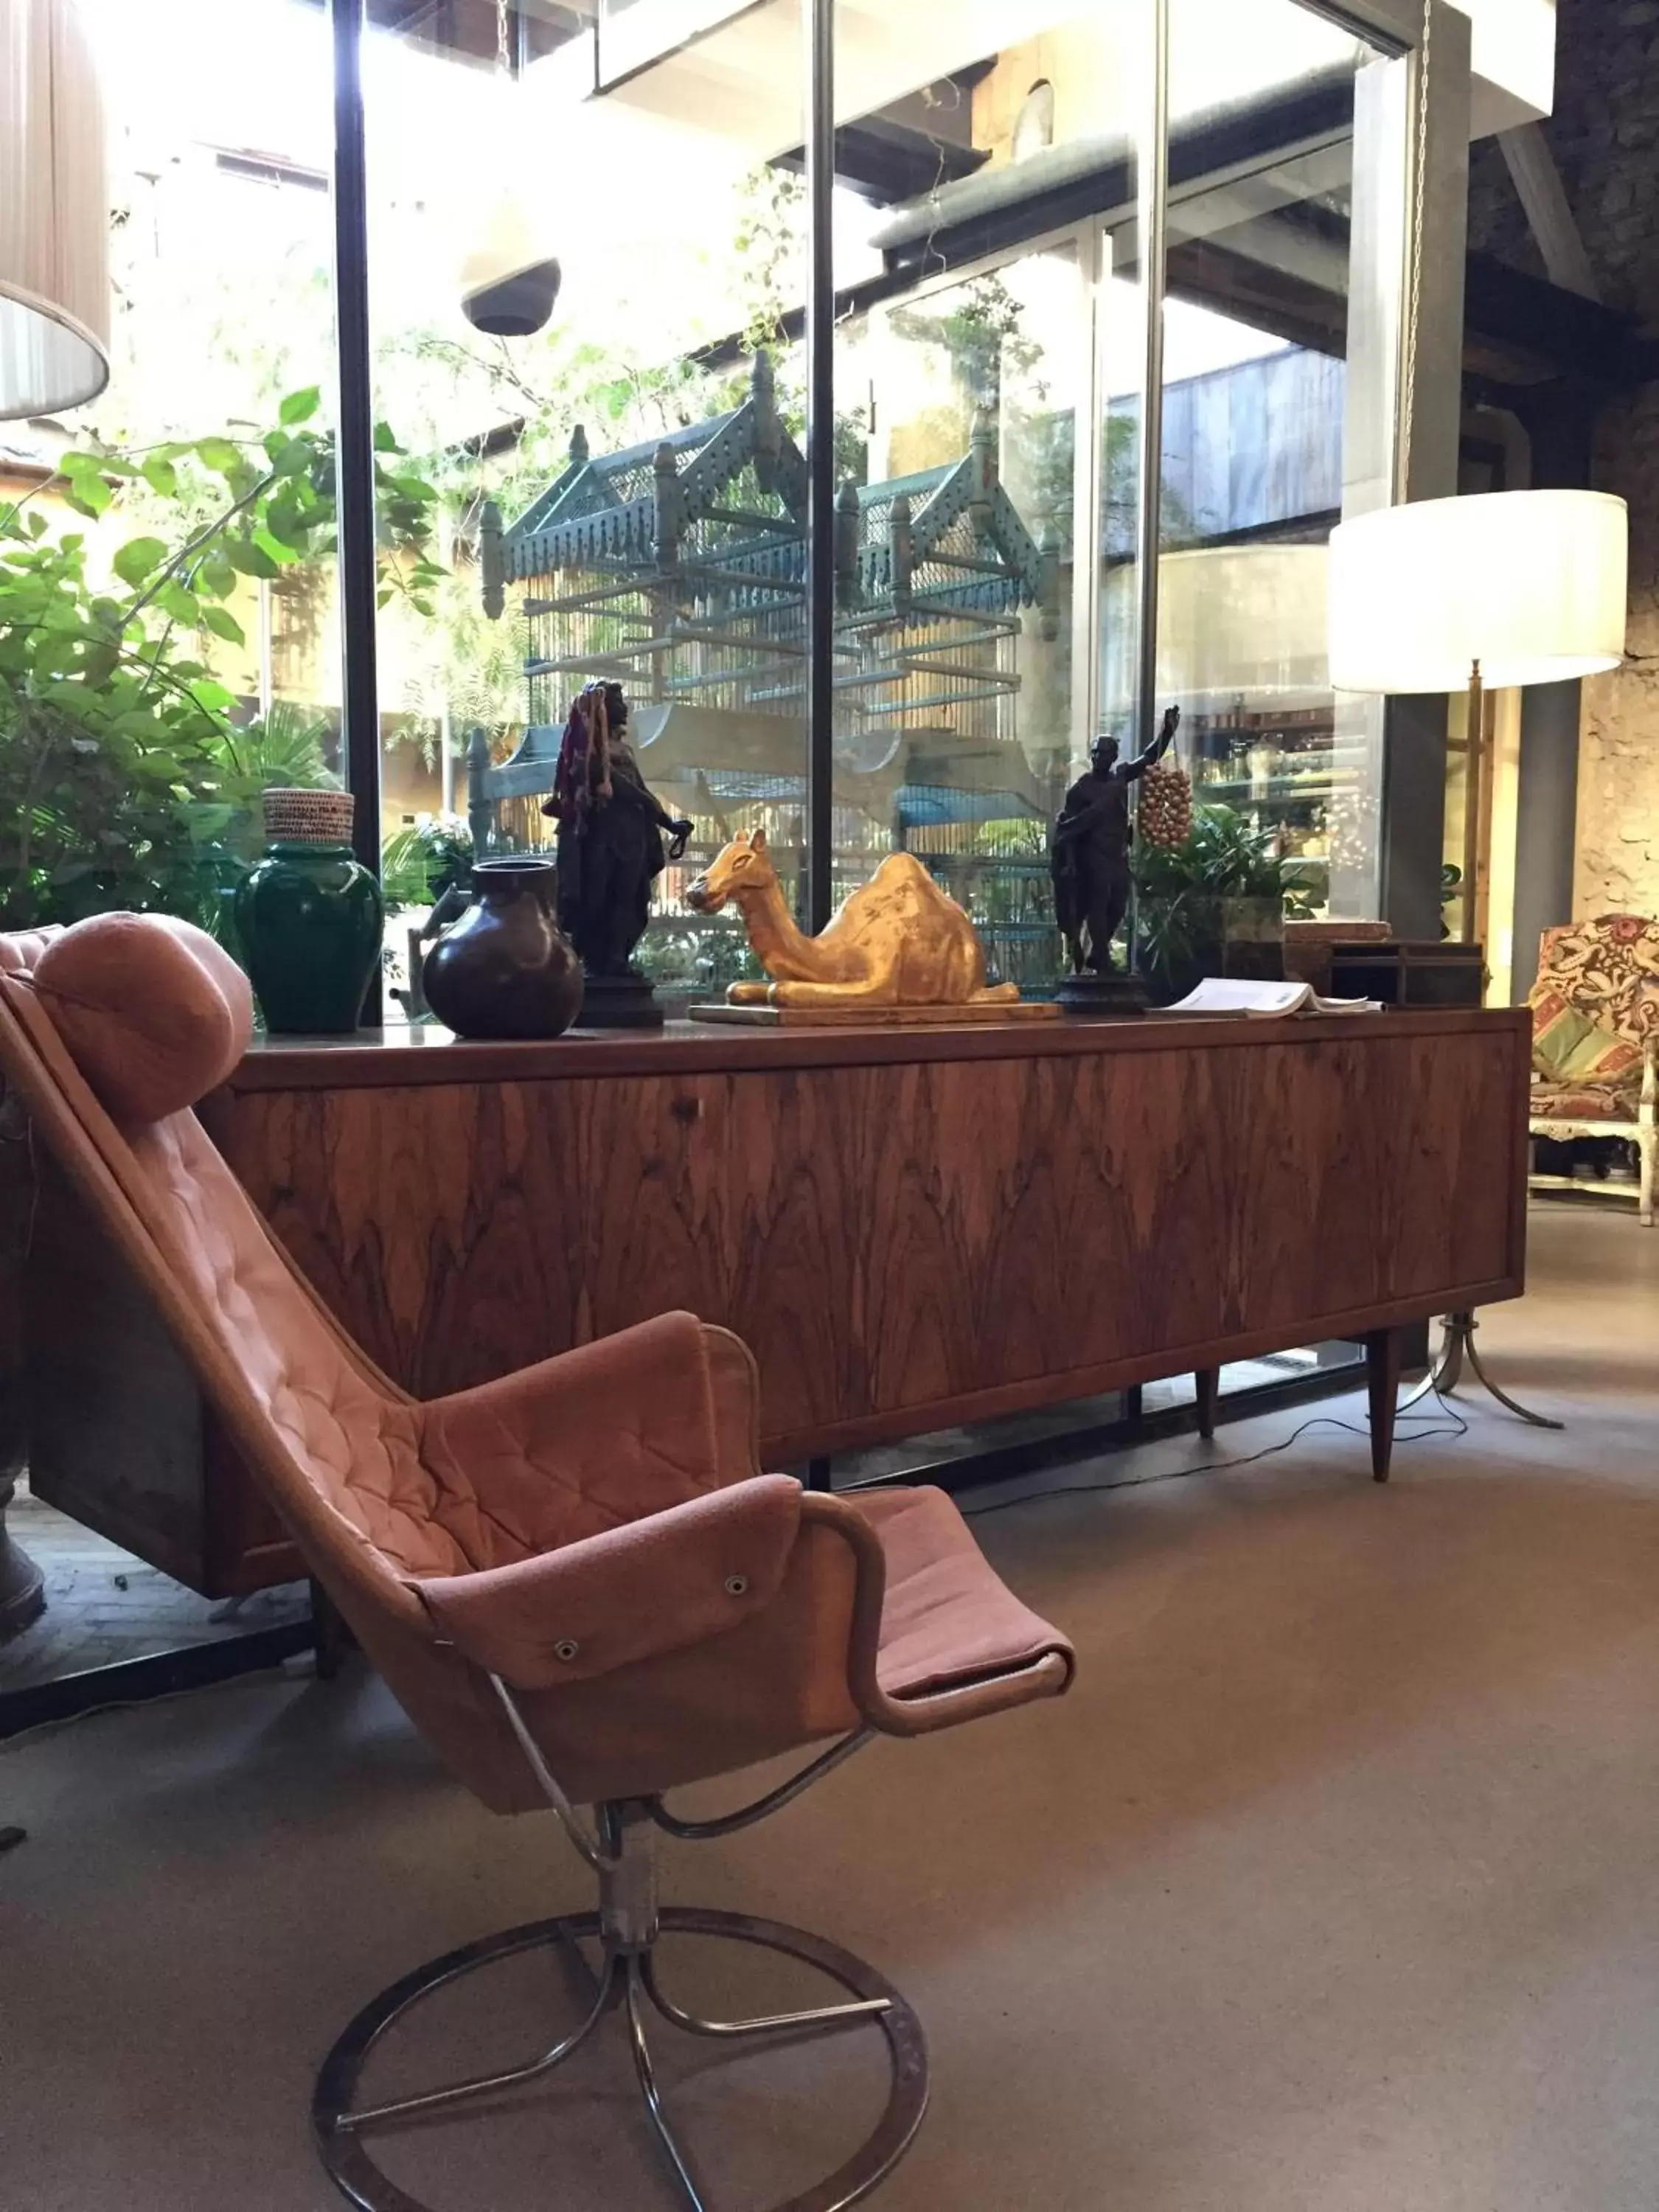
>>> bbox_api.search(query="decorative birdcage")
[472,352,1062,987]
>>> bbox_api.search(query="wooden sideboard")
[24,1008,1531,1595]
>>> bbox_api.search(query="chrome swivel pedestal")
[313,1688,925,2212]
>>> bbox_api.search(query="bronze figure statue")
[1051,705,1180,979]
[543,681,692,1026]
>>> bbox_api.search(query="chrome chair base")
[313,1905,928,2212]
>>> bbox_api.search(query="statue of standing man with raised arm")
[1050,704,1180,1012]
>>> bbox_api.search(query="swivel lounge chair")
[0,913,1074,2212]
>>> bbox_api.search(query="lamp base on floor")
[1404,1310,1563,1430]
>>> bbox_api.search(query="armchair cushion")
[1530,915,1659,1051]
[1530,1077,1641,1123]
[416,1312,734,1565]
[853,1485,1075,1709]
[1529,987,1642,1085]
[412,1473,804,1688]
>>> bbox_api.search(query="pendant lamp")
[459,0,560,337]
[0,0,110,420]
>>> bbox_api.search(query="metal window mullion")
[1073,222,1105,763]
[329,0,383,1017]
[1133,0,1171,753]
[804,0,835,933]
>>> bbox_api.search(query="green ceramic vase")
[234,789,383,1034]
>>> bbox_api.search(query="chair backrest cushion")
[32,912,254,1123]
[1531,914,1659,1048]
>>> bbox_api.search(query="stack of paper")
[1147,978,1381,1018]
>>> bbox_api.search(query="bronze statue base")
[1056,971,1148,1019]
[574,972,664,1030]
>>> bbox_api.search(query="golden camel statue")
[684,829,1020,1010]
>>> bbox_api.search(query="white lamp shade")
[1101,542,1331,714]
[1327,488,1628,694]
[0,0,109,420]
[1157,543,1330,711]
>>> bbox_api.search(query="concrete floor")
[4,1202,1658,2212]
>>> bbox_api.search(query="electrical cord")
[961,1384,1470,1519]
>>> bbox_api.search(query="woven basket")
[262,787,356,846]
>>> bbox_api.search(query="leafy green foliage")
[0,397,438,930]
[1132,803,1311,993]
[1133,803,1289,903]
[380,816,473,914]
[891,275,1046,414]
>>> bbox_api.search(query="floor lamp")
[0,0,109,1848]
[1328,487,1629,1424]
[0,0,110,423]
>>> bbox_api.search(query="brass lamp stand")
[1419,657,1565,1431]
[1457,655,1484,944]
[1411,1311,1564,1429]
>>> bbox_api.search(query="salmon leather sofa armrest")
[411,1473,805,1687]
[415,1312,760,1559]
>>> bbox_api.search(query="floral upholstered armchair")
[1527,914,1659,1225]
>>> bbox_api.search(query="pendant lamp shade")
[459,192,561,338]
[1327,490,1628,695]
[0,0,110,421]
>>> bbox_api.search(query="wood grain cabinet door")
[220,1018,1527,1461]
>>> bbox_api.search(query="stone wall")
[1579,384,1659,913]
[1468,0,1659,919]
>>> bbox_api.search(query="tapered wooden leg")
[1194,1368,1220,1441]
[1366,1328,1403,1483]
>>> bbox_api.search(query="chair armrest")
[412,1473,804,1688]
[800,1490,1074,1738]
[1644,1037,1658,1122]
[417,1312,758,1554]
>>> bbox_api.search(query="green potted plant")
[1133,802,1311,1002]
[0,391,440,937]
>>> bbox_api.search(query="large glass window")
[364,2,808,1010]
[1147,0,1387,928]
[0,0,343,936]
[835,243,1087,991]
[350,0,1405,1010]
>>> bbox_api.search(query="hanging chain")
[1397,0,1432,496]
[496,0,512,76]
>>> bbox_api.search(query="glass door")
[1099,0,1397,941]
